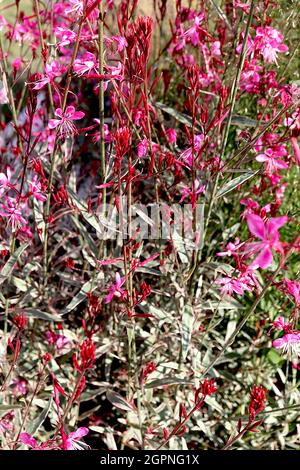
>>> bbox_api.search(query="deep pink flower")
[165,128,177,144]
[49,106,85,138]
[217,238,242,257]
[137,139,149,158]
[179,179,205,208]
[104,273,126,304]
[273,333,300,355]
[106,35,128,52]
[244,214,288,269]
[31,60,64,90]
[215,271,257,297]
[182,14,205,46]
[272,316,291,332]
[28,176,46,202]
[20,433,37,448]
[0,198,27,227]
[180,134,204,167]
[256,147,288,174]
[254,26,288,64]
[283,278,300,305]
[74,52,98,76]
[62,427,89,450]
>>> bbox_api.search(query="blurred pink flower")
[244,214,288,269]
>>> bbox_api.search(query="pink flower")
[273,333,300,355]
[74,52,98,76]
[20,433,37,448]
[31,60,64,90]
[182,14,205,46]
[180,134,204,167]
[0,168,12,196]
[217,238,242,257]
[0,198,27,227]
[49,106,85,138]
[0,15,7,32]
[106,36,128,52]
[254,27,288,64]
[54,27,77,47]
[0,411,15,434]
[137,139,149,158]
[165,128,177,144]
[62,427,89,450]
[256,147,288,174]
[244,214,288,269]
[283,278,300,306]
[28,176,46,201]
[104,273,126,304]
[179,179,205,208]
[0,84,8,104]
[272,316,291,332]
[91,120,111,143]
[11,376,28,396]
[215,273,256,297]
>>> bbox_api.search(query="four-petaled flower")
[62,427,89,450]
[49,106,85,138]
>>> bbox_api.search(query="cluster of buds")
[73,339,96,371]
[248,385,267,422]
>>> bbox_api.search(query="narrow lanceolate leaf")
[26,398,53,436]
[181,304,194,361]
[230,115,258,128]
[216,170,260,198]
[0,404,24,410]
[23,308,62,322]
[62,273,103,315]
[155,102,201,131]
[145,377,193,389]
[0,243,29,285]
[67,186,103,234]
[106,390,136,413]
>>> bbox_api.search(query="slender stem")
[43,18,85,286]
[33,0,54,111]
[187,1,255,286]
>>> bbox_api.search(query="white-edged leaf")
[23,308,62,322]
[217,170,260,199]
[27,398,53,436]
[145,377,193,389]
[106,390,136,413]
[0,244,29,285]
[62,273,103,315]
[181,304,194,361]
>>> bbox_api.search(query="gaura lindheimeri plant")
[0,0,299,452]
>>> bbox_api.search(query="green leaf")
[23,308,62,322]
[62,273,103,315]
[0,244,29,285]
[145,376,193,389]
[26,398,53,436]
[106,390,136,413]
[155,102,202,131]
[0,404,23,410]
[181,304,194,361]
[216,170,259,198]
[230,115,258,128]
[267,349,282,365]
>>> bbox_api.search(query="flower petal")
[247,214,265,240]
